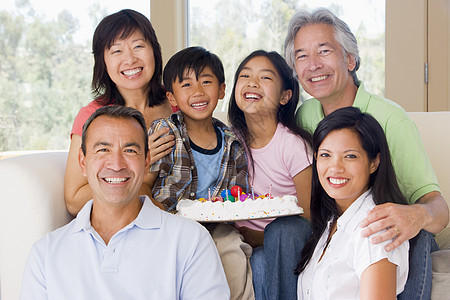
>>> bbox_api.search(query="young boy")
[148,47,254,300]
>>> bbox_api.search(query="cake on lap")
[176,185,303,222]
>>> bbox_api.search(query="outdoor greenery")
[189,0,385,111]
[0,0,385,152]
[1,1,92,151]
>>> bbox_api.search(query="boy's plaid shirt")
[149,112,249,212]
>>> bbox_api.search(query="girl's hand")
[237,226,264,248]
[149,127,175,165]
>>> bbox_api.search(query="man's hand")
[360,191,448,252]
[237,226,264,248]
[149,127,175,165]
[359,202,426,251]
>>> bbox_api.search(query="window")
[1,0,387,153]
[188,0,385,111]
[0,0,150,153]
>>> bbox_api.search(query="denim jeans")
[250,216,311,300]
[398,230,439,300]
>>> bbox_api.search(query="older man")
[285,8,449,298]
[21,106,230,300]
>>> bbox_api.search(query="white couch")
[0,112,449,300]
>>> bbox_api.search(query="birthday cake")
[176,187,303,222]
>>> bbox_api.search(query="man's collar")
[70,196,163,234]
[71,199,93,233]
[352,81,370,112]
[314,81,367,117]
[133,196,163,229]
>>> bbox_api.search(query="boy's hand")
[149,127,175,165]
[237,226,264,248]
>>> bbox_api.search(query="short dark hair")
[296,107,407,274]
[163,46,225,93]
[91,9,165,107]
[81,105,149,158]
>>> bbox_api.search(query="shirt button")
[182,138,186,142]
[190,192,195,197]
[190,166,194,170]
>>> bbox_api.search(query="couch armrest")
[0,151,73,300]
[407,112,450,212]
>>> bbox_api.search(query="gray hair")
[284,8,360,86]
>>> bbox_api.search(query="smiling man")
[20,105,229,300]
[284,8,449,299]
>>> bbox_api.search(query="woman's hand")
[148,127,175,165]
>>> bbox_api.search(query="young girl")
[297,107,409,299]
[228,50,313,300]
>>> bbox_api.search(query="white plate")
[176,211,303,223]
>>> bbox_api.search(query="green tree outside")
[0,0,385,152]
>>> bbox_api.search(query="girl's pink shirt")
[234,123,312,231]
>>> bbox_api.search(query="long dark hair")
[228,50,312,176]
[91,9,165,107]
[296,107,408,274]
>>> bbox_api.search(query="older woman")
[64,9,173,215]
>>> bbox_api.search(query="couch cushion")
[431,250,450,299]
[435,227,450,250]
[408,112,450,220]
[0,151,72,300]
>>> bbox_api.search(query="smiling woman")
[297,106,409,299]
[103,31,156,97]
[315,128,379,212]
[63,9,172,216]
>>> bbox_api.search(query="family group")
[20,7,448,300]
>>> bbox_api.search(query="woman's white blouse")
[297,190,409,300]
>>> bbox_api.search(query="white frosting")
[176,195,303,222]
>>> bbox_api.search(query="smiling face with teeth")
[316,128,379,211]
[104,30,155,98]
[79,115,149,208]
[234,56,292,117]
[166,66,225,124]
[293,23,357,109]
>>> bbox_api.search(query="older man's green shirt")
[296,82,439,204]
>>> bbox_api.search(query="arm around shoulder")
[359,191,448,251]
[142,171,165,210]
[64,134,92,216]
[416,191,449,234]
